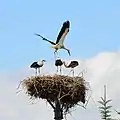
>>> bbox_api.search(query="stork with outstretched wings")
[35,20,71,56]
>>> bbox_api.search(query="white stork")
[35,20,71,56]
[30,60,46,75]
[63,60,79,76]
[55,58,63,74]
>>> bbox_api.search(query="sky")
[0,0,120,71]
[0,0,120,120]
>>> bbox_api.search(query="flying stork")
[35,20,71,56]
[63,60,79,76]
[55,58,63,75]
[30,60,46,75]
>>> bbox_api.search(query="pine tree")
[98,85,112,120]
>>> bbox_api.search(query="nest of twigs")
[21,75,87,113]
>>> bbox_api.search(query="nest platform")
[21,74,87,113]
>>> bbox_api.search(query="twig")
[59,85,75,101]
[77,68,87,78]
[59,92,70,101]
[77,103,86,109]
[16,80,24,90]
[115,110,120,115]
[47,99,55,109]
[57,88,61,99]
[16,89,22,94]
[33,80,39,94]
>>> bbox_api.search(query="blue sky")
[0,0,120,71]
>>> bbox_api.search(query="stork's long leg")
[35,68,37,76]
[63,47,71,56]
[73,69,74,77]
[60,66,62,75]
[56,66,58,73]
[54,49,60,60]
[54,50,58,60]
[54,51,57,60]
[70,68,74,77]
[38,68,40,75]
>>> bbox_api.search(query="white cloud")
[84,51,120,99]
[0,51,120,120]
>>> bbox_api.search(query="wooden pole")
[54,98,63,120]
[47,90,64,120]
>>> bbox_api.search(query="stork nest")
[21,75,87,114]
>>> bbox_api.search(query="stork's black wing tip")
[34,33,45,40]
[34,33,40,36]
[63,20,70,28]
[65,20,70,24]
[66,20,70,23]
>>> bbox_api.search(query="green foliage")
[98,85,120,120]
[98,85,112,120]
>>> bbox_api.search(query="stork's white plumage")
[30,60,46,75]
[35,20,70,56]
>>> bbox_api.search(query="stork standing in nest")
[35,20,71,58]
[63,60,79,76]
[55,58,63,75]
[30,60,46,75]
